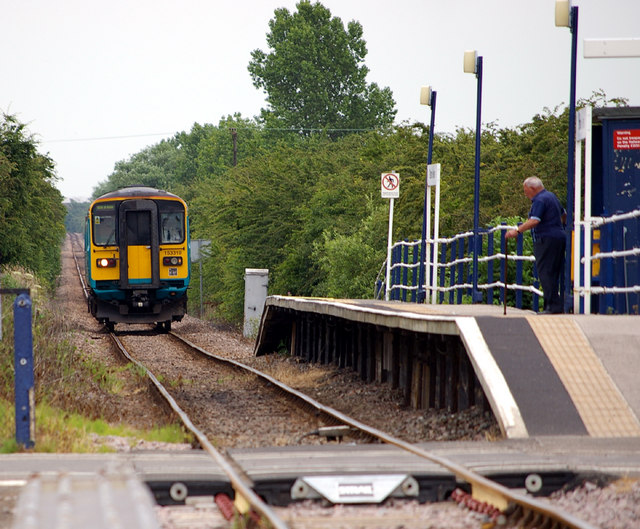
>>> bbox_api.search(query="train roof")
[92,186,183,202]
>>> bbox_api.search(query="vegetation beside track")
[0,267,192,453]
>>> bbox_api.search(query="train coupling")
[131,290,150,309]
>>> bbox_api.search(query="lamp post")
[464,50,484,303]
[556,0,578,312]
[418,86,437,303]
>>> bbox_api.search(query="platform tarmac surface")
[256,297,640,439]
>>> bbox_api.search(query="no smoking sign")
[381,172,399,198]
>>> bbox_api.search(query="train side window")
[159,202,185,244]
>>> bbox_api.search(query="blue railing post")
[487,229,495,305]
[411,243,418,302]
[449,240,457,304]
[439,243,447,304]
[14,292,35,449]
[402,241,409,302]
[392,245,400,301]
[499,225,507,306]
[533,263,540,312]
[516,232,524,309]
[389,248,395,301]
[457,240,465,304]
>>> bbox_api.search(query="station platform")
[255,297,640,439]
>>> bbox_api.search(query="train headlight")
[96,258,117,268]
[163,256,183,266]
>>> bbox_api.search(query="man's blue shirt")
[529,189,565,241]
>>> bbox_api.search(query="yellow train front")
[85,186,190,331]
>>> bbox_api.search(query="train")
[85,186,190,331]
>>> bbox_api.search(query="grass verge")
[1,398,190,453]
[0,266,193,453]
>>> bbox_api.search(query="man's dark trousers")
[534,237,565,313]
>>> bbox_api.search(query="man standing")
[506,177,566,314]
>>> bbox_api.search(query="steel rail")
[69,234,287,528]
[109,333,289,529]
[172,331,597,529]
[68,233,594,529]
[70,234,90,300]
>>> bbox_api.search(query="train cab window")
[126,210,151,246]
[159,202,185,244]
[92,202,117,246]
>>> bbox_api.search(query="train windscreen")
[159,201,185,244]
[92,202,117,246]
[126,210,151,246]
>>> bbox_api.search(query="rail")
[168,330,597,529]
[70,234,596,529]
[109,333,289,529]
[70,236,283,527]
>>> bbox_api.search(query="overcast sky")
[2,0,639,201]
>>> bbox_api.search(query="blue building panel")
[593,108,640,314]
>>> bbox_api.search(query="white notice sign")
[576,107,588,142]
[381,172,400,199]
[427,163,441,187]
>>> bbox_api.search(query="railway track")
[69,233,597,529]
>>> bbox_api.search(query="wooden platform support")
[258,304,488,413]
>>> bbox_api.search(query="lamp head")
[463,50,478,74]
[555,0,571,27]
[420,86,432,106]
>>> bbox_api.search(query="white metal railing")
[378,224,543,306]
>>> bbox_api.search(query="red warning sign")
[614,129,640,150]
[380,172,400,199]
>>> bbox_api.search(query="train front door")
[119,200,160,288]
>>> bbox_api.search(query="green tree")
[92,139,181,198]
[0,114,66,287]
[64,199,90,233]
[92,115,268,202]
[248,0,396,134]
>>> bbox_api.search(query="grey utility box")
[243,268,269,338]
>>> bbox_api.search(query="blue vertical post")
[500,226,507,306]
[392,246,400,301]
[418,90,437,303]
[402,242,409,302]
[471,56,484,303]
[564,5,579,312]
[14,293,34,449]
[449,240,457,304]
[533,263,540,312]
[439,243,446,303]
[457,240,465,304]
[411,243,418,302]
[516,233,524,309]
[487,230,495,304]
